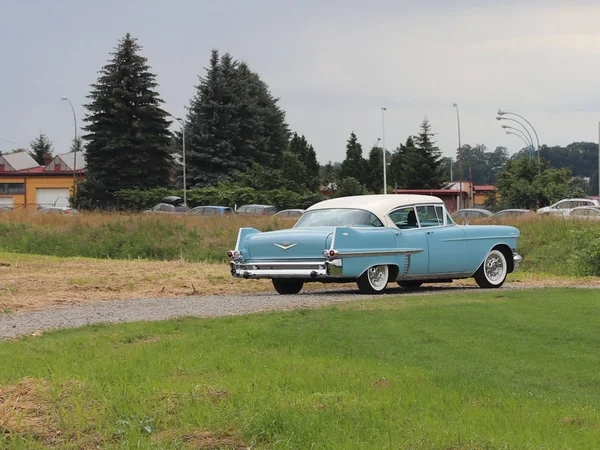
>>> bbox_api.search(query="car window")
[278,211,289,218]
[446,211,454,224]
[572,208,599,217]
[295,208,383,228]
[223,208,233,215]
[416,205,444,228]
[204,208,217,216]
[389,207,419,229]
[555,201,571,209]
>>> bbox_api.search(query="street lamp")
[498,109,540,173]
[496,116,534,149]
[60,96,77,191]
[453,103,463,210]
[505,130,531,150]
[501,125,533,148]
[381,107,387,194]
[170,116,186,206]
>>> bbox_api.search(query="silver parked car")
[451,208,493,224]
[273,209,305,219]
[236,204,278,216]
[567,206,600,219]
[537,198,599,216]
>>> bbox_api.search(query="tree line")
[4,32,597,209]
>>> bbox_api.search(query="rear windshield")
[294,208,383,228]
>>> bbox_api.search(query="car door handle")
[426,231,434,235]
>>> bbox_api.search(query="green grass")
[0,212,599,276]
[2,288,600,448]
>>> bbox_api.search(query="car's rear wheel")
[272,279,304,295]
[357,265,389,294]
[398,281,423,289]
[474,249,507,288]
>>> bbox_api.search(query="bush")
[115,185,325,211]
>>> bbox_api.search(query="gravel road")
[0,284,588,340]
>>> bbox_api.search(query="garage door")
[36,188,70,208]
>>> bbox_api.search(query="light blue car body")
[229,195,522,293]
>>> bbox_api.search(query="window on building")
[0,183,25,194]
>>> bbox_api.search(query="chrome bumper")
[513,250,523,272]
[230,259,342,279]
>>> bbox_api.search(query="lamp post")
[171,116,187,206]
[453,103,462,210]
[505,130,531,149]
[501,125,533,148]
[381,107,387,194]
[498,109,540,174]
[60,96,77,191]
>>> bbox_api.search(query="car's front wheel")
[272,279,304,295]
[357,265,389,294]
[474,249,507,288]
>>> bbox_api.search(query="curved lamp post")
[498,109,540,173]
[61,96,78,192]
[381,107,387,194]
[501,125,533,148]
[453,103,463,210]
[505,130,531,150]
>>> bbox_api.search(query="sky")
[1,0,600,164]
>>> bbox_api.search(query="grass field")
[0,212,599,277]
[2,288,600,449]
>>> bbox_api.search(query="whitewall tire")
[357,265,390,294]
[474,249,507,288]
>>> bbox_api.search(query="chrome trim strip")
[442,236,517,242]
[336,248,423,258]
[237,261,325,270]
[232,266,328,279]
[397,272,473,281]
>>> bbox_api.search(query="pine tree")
[403,119,444,189]
[320,160,339,191]
[285,133,320,191]
[339,132,366,185]
[78,33,172,208]
[69,137,84,154]
[29,133,53,165]
[185,51,289,187]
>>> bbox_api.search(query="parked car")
[451,208,493,224]
[37,206,79,215]
[492,209,534,219]
[228,195,522,295]
[143,203,190,214]
[236,204,278,216]
[186,206,234,217]
[567,206,600,219]
[273,209,305,219]
[537,198,599,216]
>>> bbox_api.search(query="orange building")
[0,152,86,212]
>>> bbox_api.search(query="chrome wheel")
[357,265,390,294]
[474,249,507,288]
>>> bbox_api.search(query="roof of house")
[0,152,40,171]
[47,152,86,171]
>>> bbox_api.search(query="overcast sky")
[1,0,600,164]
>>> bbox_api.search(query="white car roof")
[307,194,444,218]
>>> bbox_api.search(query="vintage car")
[228,195,522,295]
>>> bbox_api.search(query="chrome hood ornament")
[274,241,298,251]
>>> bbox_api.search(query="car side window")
[389,207,419,229]
[205,208,217,216]
[416,205,443,228]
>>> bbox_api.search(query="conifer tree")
[29,133,53,165]
[403,119,444,189]
[339,132,366,185]
[185,51,289,187]
[78,33,172,208]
